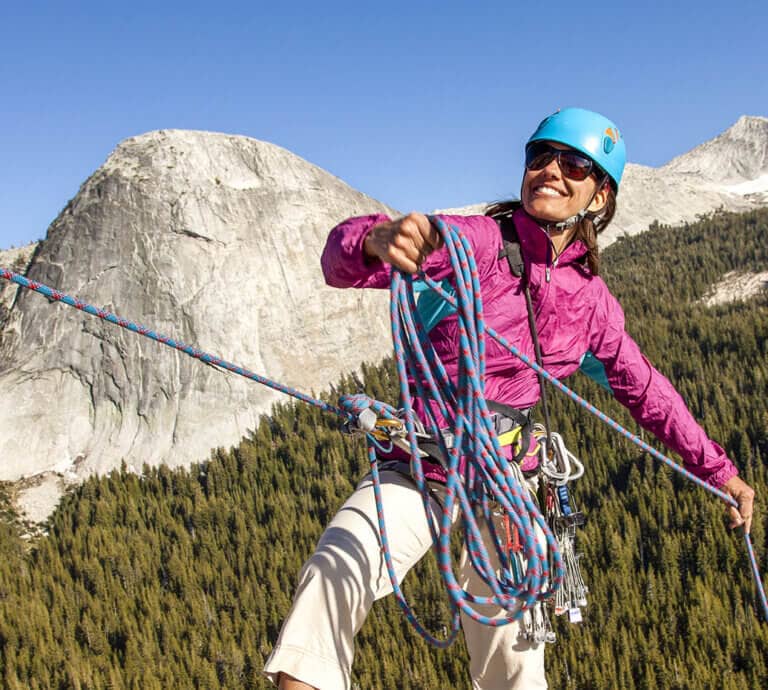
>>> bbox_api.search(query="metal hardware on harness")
[535,425,585,486]
[521,600,557,644]
[347,405,529,470]
[534,428,589,625]
[498,424,589,639]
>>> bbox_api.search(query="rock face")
[0,131,397,516]
[698,271,768,307]
[0,243,37,330]
[603,116,768,244]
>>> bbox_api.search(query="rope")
[380,219,563,643]
[2,215,767,635]
[340,221,565,644]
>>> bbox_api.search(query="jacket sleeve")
[320,213,502,289]
[589,282,738,488]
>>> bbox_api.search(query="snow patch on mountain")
[724,174,768,196]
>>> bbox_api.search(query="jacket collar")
[512,208,588,266]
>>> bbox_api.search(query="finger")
[390,229,425,265]
[411,214,442,251]
[423,217,444,251]
[728,505,752,534]
[399,214,431,253]
[384,245,420,274]
[721,476,756,534]
[418,216,444,253]
[367,220,422,267]
[740,501,754,535]
[403,212,431,235]
[402,213,443,257]
[728,506,744,530]
[739,493,755,535]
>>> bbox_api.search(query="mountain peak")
[0,127,398,522]
[661,115,768,183]
[733,114,768,129]
[99,129,322,193]
[722,115,768,144]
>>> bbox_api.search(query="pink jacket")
[321,209,738,489]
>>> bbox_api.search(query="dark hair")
[485,181,617,276]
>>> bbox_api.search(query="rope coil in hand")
[340,216,564,644]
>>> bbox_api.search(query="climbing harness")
[1,217,767,646]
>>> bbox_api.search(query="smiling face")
[521,142,609,223]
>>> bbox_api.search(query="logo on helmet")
[603,127,620,154]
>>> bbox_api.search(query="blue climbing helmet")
[527,107,626,192]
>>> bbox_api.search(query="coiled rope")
[338,215,564,644]
[1,217,766,640]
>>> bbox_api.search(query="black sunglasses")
[525,141,596,182]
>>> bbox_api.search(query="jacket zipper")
[545,237,559,283]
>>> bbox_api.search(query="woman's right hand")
[363,212,443,274]
[722,475,756,534]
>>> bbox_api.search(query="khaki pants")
[263,470,546,690]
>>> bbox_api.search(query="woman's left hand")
[722,475,756,534]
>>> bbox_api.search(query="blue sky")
[1,0,766,250]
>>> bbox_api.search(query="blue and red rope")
[2,216,767,640]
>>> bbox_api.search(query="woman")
[264,108,756,689]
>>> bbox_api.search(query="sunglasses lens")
[525,142,595,181]
[558,151,593,181]
[525,142,555,171]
